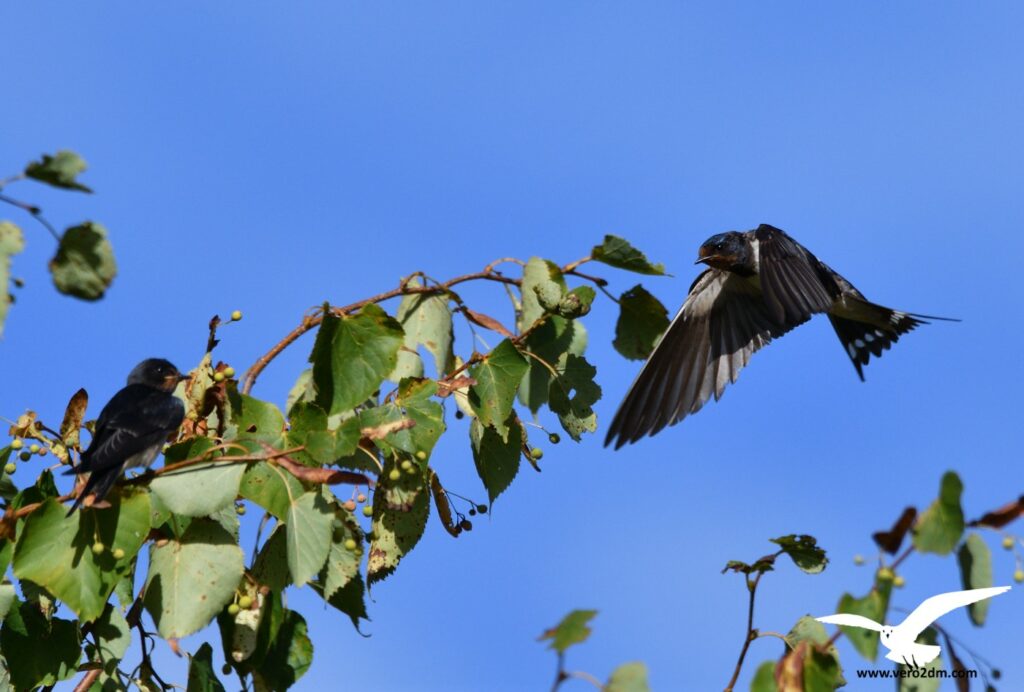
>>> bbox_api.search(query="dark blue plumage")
[65,358,187,515]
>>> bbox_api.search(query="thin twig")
[0,192,62,241]
[724,571,764,692]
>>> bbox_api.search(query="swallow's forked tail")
[828,296,960,381]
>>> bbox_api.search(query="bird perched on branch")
[605,224,956,449]
[65,358,188,515]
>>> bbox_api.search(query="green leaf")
[13,492,150,622]
[252,609,312,691]
[151,437,245,517]
[591,235,665,275]
[517,316,587,412]
[0,221,25,338]
[606,662,650,692]
[187,642,226,692]
[253,525,291,593]
[24,150,92,192]
[144,518,244,639]
[519,258,566,331]
[367,461,429,586]
[359,379,445,458]
[240,461,310,521]
[913,471,964,555]
[0,584,14,622]
[285,402,335,466]
[227,391,285,446]
[311,577,367,631]
[749,660,778,692]
[284,489,334,586]
[786,616,845,688]
[957,533,994,625]
[613,285,669,360]
[539,609,597,653]
[835,577,892,661]
[49,222,117,300]
[468,339,528,440]
[0,600,80,689]
[548,353,601,440]
[391,279,454,379]
[470,416,523,506]
[310,304,405,416]
[88,603,130,677]
[321,509,363,600]
[556,285,595,319]
[770,534,828,575]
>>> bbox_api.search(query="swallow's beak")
[695,245,716,265]
[179,373,192,382]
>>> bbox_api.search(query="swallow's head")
[127,358,189,392]
[696,231,753,272]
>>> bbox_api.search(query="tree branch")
[724,571,764,692]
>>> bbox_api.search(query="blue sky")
[2,2,1023,690]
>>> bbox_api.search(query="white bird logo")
[816,586,1011,667]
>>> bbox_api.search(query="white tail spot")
[864,333,875,343]
[847,343,858,359]
[854,338,866,349]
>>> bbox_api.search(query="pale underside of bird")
[816,586,1010,667]
[605,224,956,448]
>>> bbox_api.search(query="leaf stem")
[0,192,62,242]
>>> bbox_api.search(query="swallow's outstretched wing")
[754,225,838,326]
[66,384,184,514]
[605,268,803,448]
[897,587,1011,640]
[814,613,884,631]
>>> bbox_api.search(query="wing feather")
[898,587,1011,638]
[815,614,884,631]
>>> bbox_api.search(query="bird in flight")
[816,586,1011,667]
[605,224,956,449]
[65,358,188,515]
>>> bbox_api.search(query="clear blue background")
[2,3,1022,690]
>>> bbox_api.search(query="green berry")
[10,439,22,450]
[477,504,487,514]
[530,447,543,460]
[231,310,243,321]
[388,469,401,481]
[468,508,476,516]
[362,505,373,517]
[343,500,357,512]
[356,493,367,503]
[1003,536,1015,550]
[28,444,40,454]
[112,548,125,560]
[344,538,357,551]
[400,459,413,471]
[853,554,865,566]
[405,466,417,475]
[18,451,30,462]
[37,447,47,457]
[236,504,246,516]
[4,463,16,474]
[548,433,560,444]
[1015,569,1024,583]
[227,603,240,615]
[238,595,253,609]
[893,575,906,588]
[415,450,427,461]
[877,567,895,582]
[92,542,105,555]
[213,372,225,383]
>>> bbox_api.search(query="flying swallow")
[65,358,187,515]
[605,224,956,449]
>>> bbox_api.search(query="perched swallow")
[65,358,187,515]
[605,224,955,449]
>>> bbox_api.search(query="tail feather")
[829,298,958,380]
[65,469,119,517]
